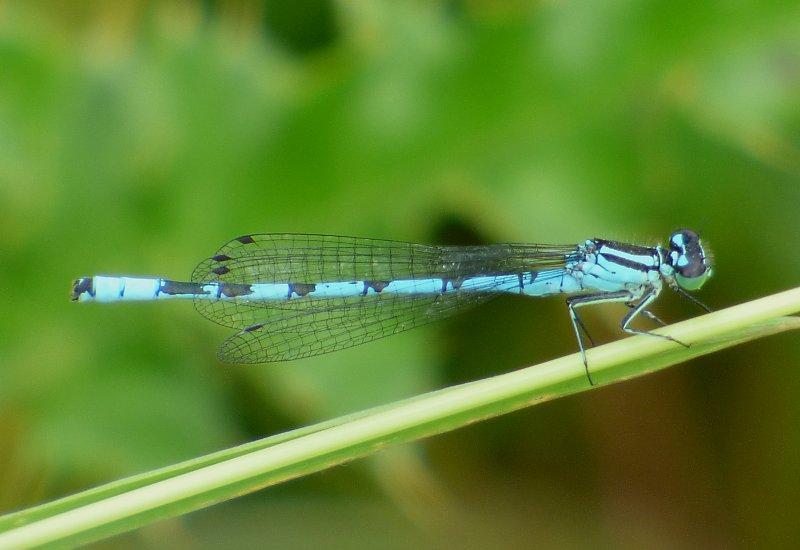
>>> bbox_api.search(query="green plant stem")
[2,286,800,548]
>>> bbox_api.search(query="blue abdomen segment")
[73,276,215,302]
[72,270,582,303]
[522,270,582,296]
[73,276,162,302]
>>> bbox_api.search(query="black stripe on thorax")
[593,239,656,257]
[599,252,656,273]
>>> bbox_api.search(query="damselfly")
[71,230,713,384]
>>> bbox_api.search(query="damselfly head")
[667,229,712,291]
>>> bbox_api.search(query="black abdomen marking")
[289,283,317,297]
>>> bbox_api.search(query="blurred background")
[1,1,799,548]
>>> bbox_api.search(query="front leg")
[638,309,667,327]
[671,282,713,313]
[621,286,689,348]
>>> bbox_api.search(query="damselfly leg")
[620,286,689,348]
[640,310,667,326]
[567,290,633,386]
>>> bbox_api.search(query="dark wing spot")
[236,235,256,244]
[212,266,231,276]
[289,283,316,297]
[243,323,264,333]
[212,254,232,262]
[220,283,253,297]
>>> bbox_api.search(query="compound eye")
[669,229,712,290]
[670,229,699,252]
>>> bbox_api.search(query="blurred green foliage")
[0,1,799,547]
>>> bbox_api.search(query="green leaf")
[2,286,799,549]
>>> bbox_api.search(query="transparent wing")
[219,278,505,363]
[191,233,576,363]
[193,233,576,328]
